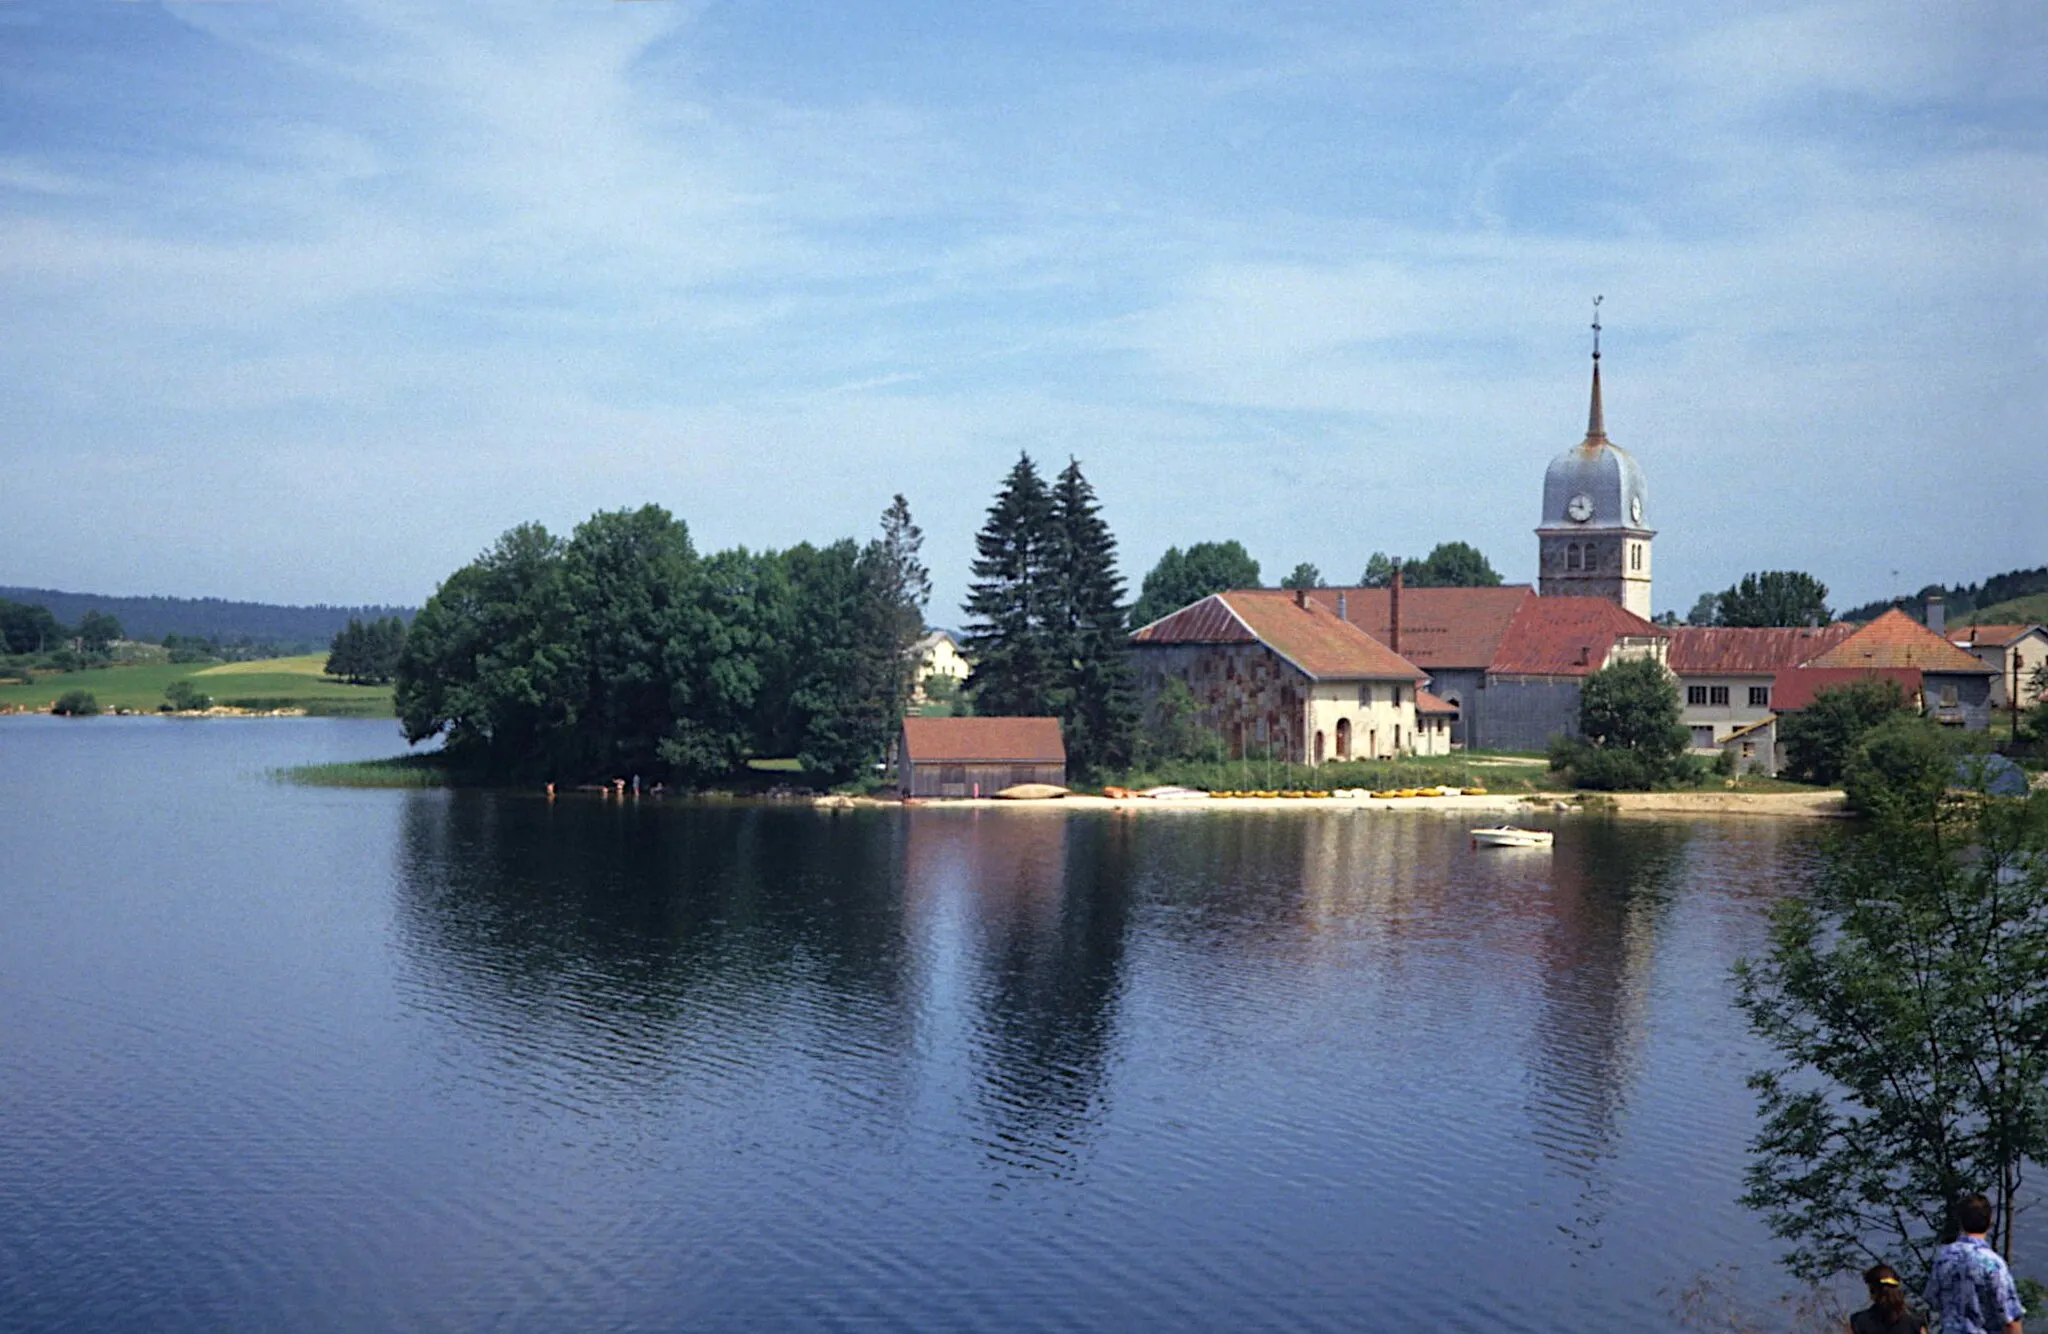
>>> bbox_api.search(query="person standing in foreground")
[1848,1263,1924,1334]
[1923,1193,2025,1334]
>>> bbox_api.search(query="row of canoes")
[1091,785,1490,801]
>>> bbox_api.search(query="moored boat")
[1469,825,1554,849]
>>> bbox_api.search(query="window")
[940,765,966,786]
[1335,718,1352,758]
[1740,741,1756,759]
[1394,724,1402,751]
[1393,685,1403,707]
[1566,544,1581,571]
[1357,684,1373,705]
[1749,686,1770,707]
[1630,543,1643,572]
[1692,727,1715,747]
[1687,685,1709,705]
[1940,685,1958,707]
[1710,686,1729,706]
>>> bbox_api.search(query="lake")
[3,716,1838,1330]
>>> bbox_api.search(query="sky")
[1,0,2042,623]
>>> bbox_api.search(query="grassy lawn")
[0,654,392,716]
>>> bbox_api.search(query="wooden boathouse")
[898,716,1065,799]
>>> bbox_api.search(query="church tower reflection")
[1524,820,1689,1252]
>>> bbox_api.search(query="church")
[1131,315,1990,765]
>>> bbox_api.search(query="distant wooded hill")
[0,586,415,650]
[1839,566,2048,625]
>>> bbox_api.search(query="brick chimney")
[1926,594,1946,637]
[1336,591,1348,621]
[1294,587,1307,609]
[1390,560,1403,655]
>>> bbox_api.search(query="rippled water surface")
[4,717,1837,1330]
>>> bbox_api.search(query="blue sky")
[2,0,2041,621]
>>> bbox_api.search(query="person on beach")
[1848,1263,1923,1334]
[1923,1193,2024,1334]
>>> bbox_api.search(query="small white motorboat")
[1470,826,1554,849]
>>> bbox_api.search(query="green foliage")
[75,610,123,654]
[1734,770,2048,1285]
[324,616,408,685]
[1842,713,1957,816]
[1548,657,1694,790]
[395,498,929,787]
[0,598,68,655]
[961,456,1135,777]
[1780,679,1909,785]
[1130,540,1261,628]
[1840,565,2048,625]
[1105,753,1547,795]
[1714,571,1832,628]
[51,688,99,716]
[1360,542,1503,588]
[918,671,971,716]
[1280,562,1323,591]
[1686,592,1720,626]
[1045,460,1137,777]
[1133,676,1225,765]
[162,679,212,712]
[963,454,1059,715]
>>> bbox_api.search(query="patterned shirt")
[1923,1235,2024,1334]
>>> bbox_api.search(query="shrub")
[1780,678,1908,785]
[1843,714,1956,816]
[51,689,100,716]
[163,680,213,712]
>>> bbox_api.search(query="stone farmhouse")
[1130,589,1453,764]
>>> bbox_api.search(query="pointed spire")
[1586,295,1606,440]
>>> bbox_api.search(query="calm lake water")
[3,717,1847,1330]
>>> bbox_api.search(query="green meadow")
[0,653,393,717]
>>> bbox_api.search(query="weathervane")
[1591,294,1603,361]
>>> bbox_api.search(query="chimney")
[1294,587,1308,609]
[1390,560,1403,654]
[1925,595,1945,637]
[1337,591,1349,621]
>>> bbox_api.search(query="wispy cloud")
[0,0,2040,613]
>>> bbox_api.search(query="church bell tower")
[1536,300,1653,618]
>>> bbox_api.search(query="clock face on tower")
[1630,496,1643,525]
[1567,493,1594,522]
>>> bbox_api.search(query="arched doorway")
[1335,718,1351,759]
[1313,730,1326,765]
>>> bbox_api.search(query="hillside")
[1955,591,2048,630]
[0,586,414,650]
[1840,565,2048,624]
[0,654,393,716]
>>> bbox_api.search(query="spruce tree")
[871,494,931,726]
[962,454,1057,716]
[1049,458,1136,776]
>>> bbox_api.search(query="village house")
[898,716,1065,798]
[1129,588,1447,765]
[1951,622,2048,710]
[1303,584,1667,752]
[1802,608,1998,730]
[1665,624,1856,757]
[909,630,970,705]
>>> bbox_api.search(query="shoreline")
[832,789,1855,818]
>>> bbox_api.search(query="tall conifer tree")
[962,454,1057,716]
[1049,458,1136,775]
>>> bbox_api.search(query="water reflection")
[1528,820,1688,1251]
[391,793,921,1118]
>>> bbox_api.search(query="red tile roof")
[901,716,1065,764]
[1951,624,2046,649]
[1664,624,1858,675]
[1132,590,1424,681]
[1771,668,1923,712]
[1805,609,1995,674]
[1414,688,1458,715]
[1487,597,1668,677]
[1307,585,1534,669]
